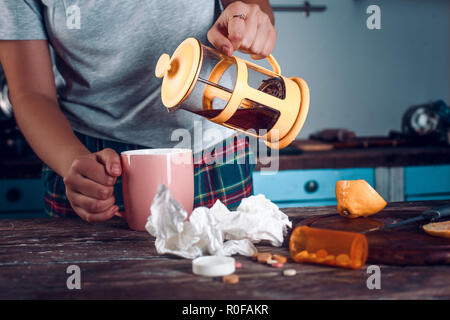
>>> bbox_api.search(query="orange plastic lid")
[155,38,202,109]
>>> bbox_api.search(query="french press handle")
[249,53,281,74]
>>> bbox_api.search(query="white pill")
[283,269,297,277]
[266,259,277,265]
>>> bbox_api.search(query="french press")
[155,38,310,149]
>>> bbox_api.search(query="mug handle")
[249,53,281,74]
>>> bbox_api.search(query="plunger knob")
[155,54,171,78]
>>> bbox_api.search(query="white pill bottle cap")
[192,256,236,277]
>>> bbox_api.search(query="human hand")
[63,148,121,222]
[207,1,277,59]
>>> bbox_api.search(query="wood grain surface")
[0,200,449,299]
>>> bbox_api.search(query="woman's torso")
[41,0,233,150]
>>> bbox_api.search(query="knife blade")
[362,204,450,234]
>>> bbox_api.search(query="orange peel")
[422,220,450,239]
[335,180,387,218]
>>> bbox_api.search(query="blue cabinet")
[253,165,450,208]
[0,179,47,218]
[253,168,374,208]
[404,165,450,201]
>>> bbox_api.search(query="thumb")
[96,148,122,177]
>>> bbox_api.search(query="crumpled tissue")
[145,184,292,259]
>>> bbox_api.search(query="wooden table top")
[1,201,449,300]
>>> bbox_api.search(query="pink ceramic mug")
[119,148,194,231]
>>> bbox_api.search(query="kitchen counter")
[1,200,449,300]
[256,145,450,171]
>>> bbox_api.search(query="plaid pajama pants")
[42,131,255,217]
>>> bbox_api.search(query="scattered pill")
[316,249,328,259]
[222,274,239,284]
[283,269,297,277]
[271,262,284,268]
[292,247,355,268]
[336,254,350,266]
[273,254,287,264]
[257,252,272,263]
[307,253,317,260]
[235,261,243,269]
[266,259,277,265]
[316,257,326,263]
[294,250,309,261]
[324,255,336,264]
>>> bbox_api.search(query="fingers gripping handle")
[115,211,126,218]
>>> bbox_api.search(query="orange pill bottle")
[289,226,368,269]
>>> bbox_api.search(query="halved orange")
[335,180,387,218]
[422,220,450,238]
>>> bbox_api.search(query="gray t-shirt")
[0,0,234,150]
